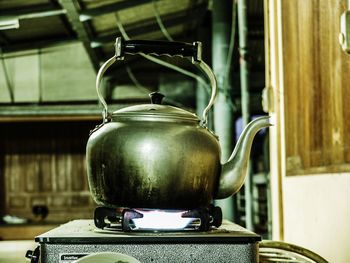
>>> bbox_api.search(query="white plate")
[74,252,141,263]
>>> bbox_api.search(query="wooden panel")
[0,121,98,222]
[282,0,350,175]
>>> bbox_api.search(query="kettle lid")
[111,92,199,123]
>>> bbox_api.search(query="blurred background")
[0,0,349,262]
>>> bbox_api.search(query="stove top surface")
[35,220,261,244]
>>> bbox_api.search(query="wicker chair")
[259,240,329,263]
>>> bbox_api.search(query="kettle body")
[87,116,221,209]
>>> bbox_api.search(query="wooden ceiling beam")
[0,32,10,46]
[58,0,103,72]
[79,0,152,21]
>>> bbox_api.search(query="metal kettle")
[86,37,271,209]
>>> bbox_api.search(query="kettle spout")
[215,116,272,199]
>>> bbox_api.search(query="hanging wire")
[120,15,187,108]
[125,66,149,94]
[121,27,187,108]
[114,13,211,95]
[218,0,238,112]
[152,0,174,41]
[126,66,187,108]
[127,59,190,109]
[0,49,14,102]
[149,2,213,95]
[223,0,237,90]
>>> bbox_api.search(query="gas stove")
[94,205,223,231]
[26,219,261,262]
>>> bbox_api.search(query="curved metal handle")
[96,38,217,126]
[96,55,116,122]
[195,60,217,126]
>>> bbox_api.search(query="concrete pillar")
[212,0,235,221]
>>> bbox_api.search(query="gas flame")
[131,210,196,230]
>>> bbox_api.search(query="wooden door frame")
[264,0,285,240]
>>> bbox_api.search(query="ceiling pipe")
[0,8,66,21]
[0,18,19,30]
[212,0,235,221]
[0,7,66,31]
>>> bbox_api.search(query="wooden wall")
[282,0,350,175]
[0,121,98,222]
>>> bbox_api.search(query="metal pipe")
[0,8,66,20]
[212,0,235,221]
[18,9,66,20]
[237,0,253,230]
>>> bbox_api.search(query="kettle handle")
[116,38,200,60]
[96,37,217,126]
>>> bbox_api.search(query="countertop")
[0,223,58,240]
[0,240,36,263]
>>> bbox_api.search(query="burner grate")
[94,205,222,232]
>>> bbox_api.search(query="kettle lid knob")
[149,92,165,104]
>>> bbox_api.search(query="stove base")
[31,220,260,263]
[42,243,258,263]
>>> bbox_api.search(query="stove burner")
[94,205,222,232]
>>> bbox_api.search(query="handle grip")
[96,37,217,126]
[116,37,201,61]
